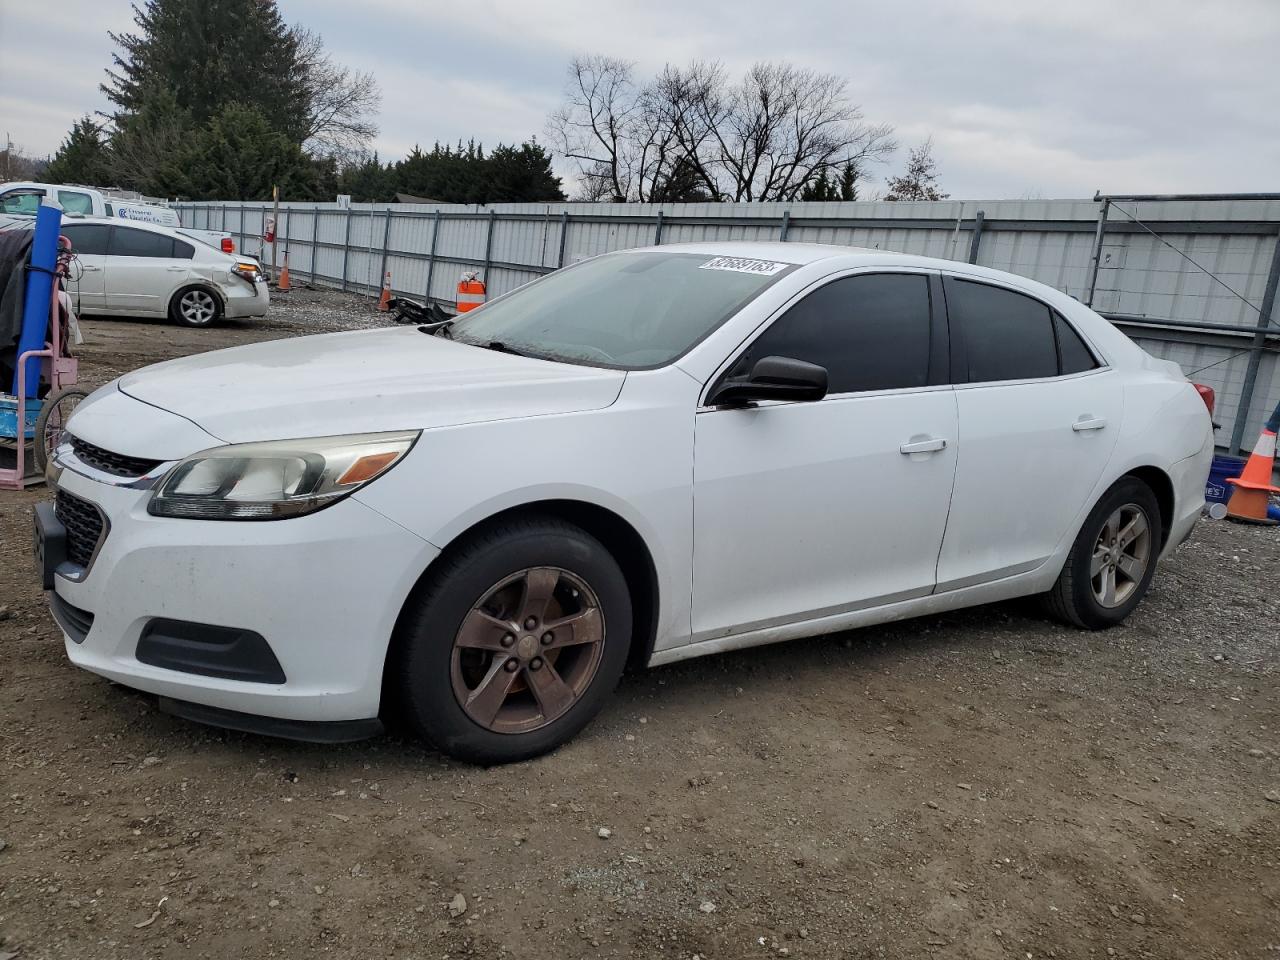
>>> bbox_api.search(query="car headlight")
[148,431,419,520]
[230,261,264,284]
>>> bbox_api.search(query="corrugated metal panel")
[172,197,1280,451]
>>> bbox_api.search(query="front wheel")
[391,517,632,764]
[34,387,91,475]
[170,287,222,327]
[1042,477,1162,629]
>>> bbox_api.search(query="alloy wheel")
[1091,503,1152,608]
[180,290,217,324]
[450,567,606,734]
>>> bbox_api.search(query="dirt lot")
[1,287,1278,960]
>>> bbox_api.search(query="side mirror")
[708,355,829,407]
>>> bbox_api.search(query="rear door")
[105,226,195,316]
[935,276,1122,591]
[60,223,112,314]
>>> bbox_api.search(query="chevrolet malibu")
[37,243,1214,763]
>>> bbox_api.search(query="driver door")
[691,271,958,643]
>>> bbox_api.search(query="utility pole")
[270,184,281,281]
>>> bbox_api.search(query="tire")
[170,287,222,327]
[34,387,91,475]
[391,517,633,764]
[1042,477,1162,629]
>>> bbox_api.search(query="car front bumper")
[222,278,270,319]
[43,463,438,726]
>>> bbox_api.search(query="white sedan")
[59,217,268,326]
[37,243,1213,762]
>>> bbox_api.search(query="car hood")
[118,327,626,444]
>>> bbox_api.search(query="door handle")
[166,265,187,272]
[900,437,948,455]
[81,265,101,272]
[1072,417,1107,432]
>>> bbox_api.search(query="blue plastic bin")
[0,395,41,440]
[1205,454,1246,506]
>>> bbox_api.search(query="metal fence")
[173,195,1280,455]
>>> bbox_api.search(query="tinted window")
[1054,313,1098,374]
[62,224,111,257]
[108,227,175,258]
[173,238,195,260]
[57,191,95,216]
[728,273,933,393]
[949,279,1057,382]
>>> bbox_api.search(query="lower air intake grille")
[55,489,106,568]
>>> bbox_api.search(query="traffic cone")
[277,252,291,292]
[1225,407,1280,524]
[378,270,393,312]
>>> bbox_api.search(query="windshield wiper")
[482,340,531,357]
[417,317,455,338]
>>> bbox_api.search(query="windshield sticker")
[699,256,791,276]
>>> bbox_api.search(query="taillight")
[221,237,235,254]
[1193,383,1215,416]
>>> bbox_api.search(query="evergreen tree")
[178,104,317,200]
[838,159,861,201]
[800,169,838,201]
[107,86,195,194]
[884,139,948,201]
[649,156,710,203]
[103,0,308,140]
[45,117,112,185]
[484,142,564,203]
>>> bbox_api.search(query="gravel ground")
[1,287,1278,960]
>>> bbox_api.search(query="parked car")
[36,243,1214,763]
[56,217,267,326]
[0,181,234,252]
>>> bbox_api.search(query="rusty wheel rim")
[450,566,605,734]
[1091,503,1151,609]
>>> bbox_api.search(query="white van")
[0,182,233,252]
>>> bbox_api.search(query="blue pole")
[13,199,62,397]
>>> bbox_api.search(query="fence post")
[1229,227,1280,453]
[1085,199,1111,306]
[557,211,570,268]
[779,210,791,241]
[654,210,664,245]
[425,209,441,303]
[481,208,497,282]
[967,210,986,264]
[379,209,393,296]
[340,206,352,292]
[310,206,320,283]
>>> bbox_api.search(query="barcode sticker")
[699,256,791,276]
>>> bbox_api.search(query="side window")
[57,191,95,216]
[61,224,111,257]
[948,279,1057,382]
[108,227,175,258]
[1054,313,1099,374]
[728,273,933,394]
[0,192,40,215]
[173,238,195,260]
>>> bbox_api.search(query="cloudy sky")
[1,0,1276,199]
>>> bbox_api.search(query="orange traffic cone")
[377,270,393,312]
[277,252,291,292]
[1225,421,1280,525]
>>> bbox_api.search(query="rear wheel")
[171,287,222,327]
[392,517,632,764]
[1042,477,1161,629]
[34,387,91,475]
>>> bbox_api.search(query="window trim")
[940,274,1110,388]
[701,267,948,408]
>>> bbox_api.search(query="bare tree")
[548,57,895,202]
[884,138,948,201]
[0,138,48,181]
[546,55,642,202]
[292,28,382,161]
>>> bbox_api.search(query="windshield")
[450,251,795,369]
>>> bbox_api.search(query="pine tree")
[179,104,317,200]
[103,0,308,140]
[45,117,112,185]
[884,139,948,201]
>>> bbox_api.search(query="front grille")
[55,489,106,568]
[69,434,162,479]
[51,593,94,644]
